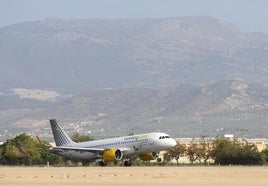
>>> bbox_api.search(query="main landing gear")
[123,160,132,167]
[98,160,132,166]
[99,161,108,166]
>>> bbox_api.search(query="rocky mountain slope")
[1,17,268,92]
[1,80,268,139]
[1,17,268,139]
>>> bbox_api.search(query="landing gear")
[123,160,132,167]
[99,161,108,167]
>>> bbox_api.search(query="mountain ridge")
[1,17,268,139]
[1,17,268,91]
[1,80,268,139]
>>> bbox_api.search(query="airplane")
[49,119,177,166]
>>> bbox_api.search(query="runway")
[0,166,267,186]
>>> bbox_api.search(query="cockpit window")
[159,136,170,139]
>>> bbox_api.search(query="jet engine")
[102,149,123,162]
[139,152,159,161]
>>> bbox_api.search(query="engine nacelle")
[102,149,123,162]
[139,152,159,161]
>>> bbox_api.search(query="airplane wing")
[51,146,129,153]
[51,146,105,153]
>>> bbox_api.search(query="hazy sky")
[1,0,268,33]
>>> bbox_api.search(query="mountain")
[1,17,268,140]
[1,17,268,93]
[1,80,268,139]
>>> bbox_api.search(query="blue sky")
[1,0,268,32]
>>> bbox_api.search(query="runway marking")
[152,176,167,179]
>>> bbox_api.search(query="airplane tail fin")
[49,119,75,146]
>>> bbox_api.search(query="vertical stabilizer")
[50,119,75,146]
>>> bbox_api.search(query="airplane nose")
[172,139,177,147]
[170,139,177,147]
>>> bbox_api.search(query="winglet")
[49,119,75,146]
[36,135,43,144]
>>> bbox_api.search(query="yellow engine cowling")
[139,152,158,161]
[102,149,123,162]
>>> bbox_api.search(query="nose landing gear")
[123,160,132,167]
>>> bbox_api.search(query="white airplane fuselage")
[49,119,176,166]
[52,132,176,161]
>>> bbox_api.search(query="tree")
[36,141,64,166]
[238,141,263,165]
[0,134,67,166]
[164,142,186,165]
[199,136,213,165]
[2,139,20,165]
[211,137,263,165]
[0,144,5,164]
[260,148,268,164]
[13,133,41,165]
[212,137,237,165]
[71,132,93,142]
[1,134,41,165]
[186,138,199,164]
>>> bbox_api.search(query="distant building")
[224,134,234,139]
[246,138,268,151]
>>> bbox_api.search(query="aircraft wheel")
[123,160,132,167]
[99,161,107,167]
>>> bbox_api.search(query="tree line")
[0,133,63,166]
[164,136,268,165]
[0,133,268,166]
[0,132,92,166]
